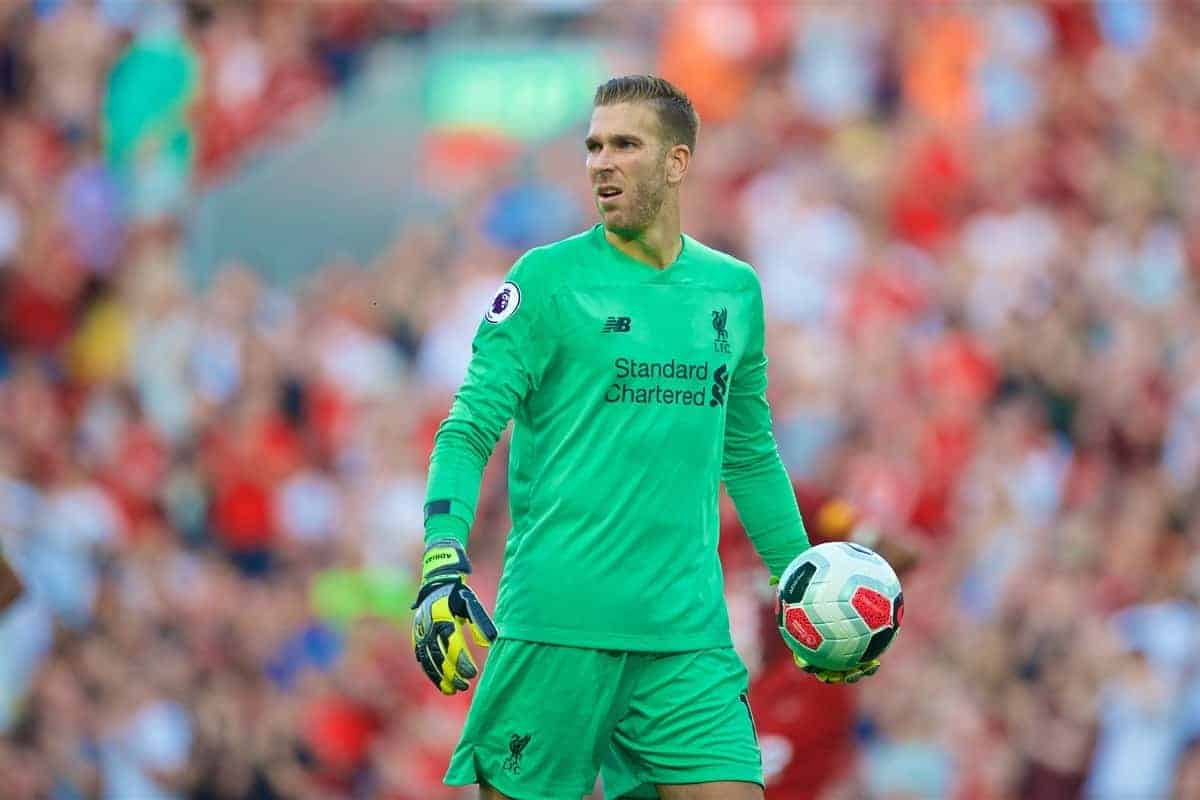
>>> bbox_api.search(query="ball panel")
[783,606,822,650]
[835,573,901,604]
[779,548,829,588]
[810,619,864,643]
[779,561,818,605]
[838,541,886,564]
[860,627,896,663]
[806,601,870,638]
[851,587,892,630]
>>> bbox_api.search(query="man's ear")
[666,144,691,186]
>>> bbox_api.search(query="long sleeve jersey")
[424,224,809,651]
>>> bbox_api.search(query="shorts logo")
[503,733,532,774]
[485,282,521,324]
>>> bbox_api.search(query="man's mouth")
[597,186,623,199]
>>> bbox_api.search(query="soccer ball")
[776,541,904,672]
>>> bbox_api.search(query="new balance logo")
[602,316,632,333]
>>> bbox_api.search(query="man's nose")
[589,149,613,174]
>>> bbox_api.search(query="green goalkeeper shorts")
[444,639,763,799]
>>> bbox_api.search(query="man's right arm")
[414,255,550,694]
[423,253,553,546]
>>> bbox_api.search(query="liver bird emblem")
[712,307,728,341]
[504,733,532,773]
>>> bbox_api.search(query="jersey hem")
[497,623,733,653]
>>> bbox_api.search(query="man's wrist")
[420,539,471,583]
[423,498,473,542]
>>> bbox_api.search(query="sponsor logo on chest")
[595,306,734,408]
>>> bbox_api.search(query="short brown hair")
[593,75,700,153]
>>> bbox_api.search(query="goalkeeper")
[412,75,878,800]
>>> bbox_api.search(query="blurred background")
[0,1,1198,798]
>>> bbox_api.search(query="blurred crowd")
[1,1,1199,799]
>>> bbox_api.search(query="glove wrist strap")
[421,539,472,583]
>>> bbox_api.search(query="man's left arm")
[721,275,809,580]
[722,275,880,684]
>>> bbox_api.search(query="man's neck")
[605,215,682,269]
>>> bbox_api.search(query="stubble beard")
[603,170,668,239]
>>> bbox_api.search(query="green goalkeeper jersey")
[424,224,809,651]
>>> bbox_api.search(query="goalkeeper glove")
[793,653,880,684]
[411,539,497,695]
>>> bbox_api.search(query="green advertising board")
[424,44,606,141]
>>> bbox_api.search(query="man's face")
[585,102,673,236]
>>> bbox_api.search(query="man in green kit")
[411,75,879,800]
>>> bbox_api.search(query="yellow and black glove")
[793,653,880,684]
[411,539,497,695]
